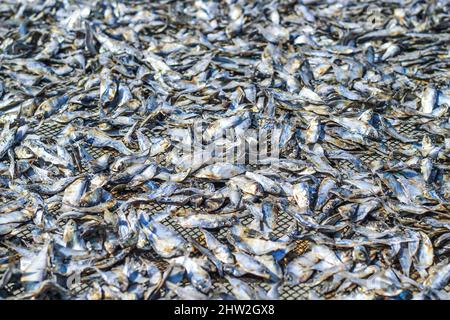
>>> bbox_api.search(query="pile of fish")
[0,0,449,300]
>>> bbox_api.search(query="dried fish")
[0,0,448,301]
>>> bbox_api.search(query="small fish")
[225,276,255,300]
[230,251,275,280]
[172,256,212,293]
[201,229,234,265]
[285,253,318,285]
[195,163,246,180]
[415,232,434,279]
[139,212,189,258]
[0,124,17,160]
[0,0,447,301]
[172,209,240,229]
[292,182,312,214]
[228,225,293,257]
[421,87,438,114]
[62,177,88,206]
[305,117,321,144]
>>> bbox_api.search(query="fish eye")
[285,274,293,283]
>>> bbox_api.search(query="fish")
[225,276,255,300]
[245,171,282,195]
[62,177,88,206]
[172,256,212,293]
[172,209,241,229]
[139,212,190,259]
[201,229,234,265]
[82,128,133,155]
[292,182,312,214]
[194,163,246,180]
[7,242,51,292]
[228,225,293,257]
[285,254,318,285]
[27,176,80,196]
[304,117,321,144]
[415,232,434,279]
[0,124,17,160]
[0,0,447,301]
[421,87,438,114]
[229,251,275,280]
